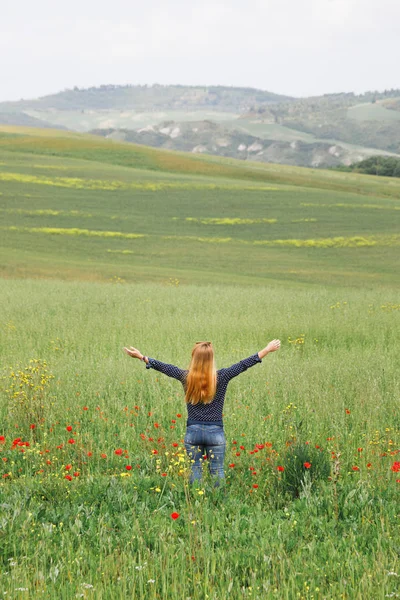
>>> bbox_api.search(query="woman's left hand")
[123,346,143,360]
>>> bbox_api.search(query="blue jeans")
[184,423,226,484]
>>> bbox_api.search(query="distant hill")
[90,120,396,168]
[0,111,64,129]
[1,84,400,167]
[0,84,293,112]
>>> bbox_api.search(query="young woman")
[123,339,281,483]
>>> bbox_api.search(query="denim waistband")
[187,419,224,428]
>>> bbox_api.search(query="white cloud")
[0,0,399,101]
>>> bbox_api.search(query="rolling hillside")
[1,125,399,288]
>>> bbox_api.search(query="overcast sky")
[1,0,399,102]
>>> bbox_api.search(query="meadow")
[0,127,399,599]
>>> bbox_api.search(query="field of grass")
[1,280,399,599]
[1,126,400,288]
[347,103,400,122]
[0,126,399,599]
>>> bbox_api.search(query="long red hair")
[185,342,217,405]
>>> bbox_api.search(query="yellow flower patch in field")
[301,202,400,211]
[0,171,278,192]
[3,226,146,240]
[185,217,277,225]
[0,208,93,218]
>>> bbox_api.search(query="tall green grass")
[0,280,399,599]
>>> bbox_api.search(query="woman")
[123,339,281,483]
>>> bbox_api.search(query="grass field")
[1,126,400,288]
[0,126,399,599]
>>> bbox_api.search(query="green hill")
[1,126,399,288]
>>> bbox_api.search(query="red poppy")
[66,425,73,432]
[277,466,284,472]
[0,436,5,444]
[345,408,351,414]
[367,463,372,468]
[252,484,259,489]
[176,414,182,418]
[171,512,180,520]
[65,475,73,481]
[101,453,107,459]
[172,443,178,447]
[68,438,75,445]
[357,448,363,453]
[65,464,72,471]
[352,466,360,471]
[73,472,80,477]
[46,460,51,465]
[232,441,237,445]
[83,406,88,411]
[87,451,92,457]
[114,448,123,455]
[161,473,167,477]
[304,462,311,469]
[229,463,235,468]
[171,419,176,424]
[125,465,132,471]
[30,424,36,430]
[236,452,241,457]
[56,444,64,449]
[154,423,160,428]
[240,445,245,450]
[391,462,400,472]
[152,449,159,455]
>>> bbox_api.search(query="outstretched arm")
[221,339,281,382]
[123,346,186,382]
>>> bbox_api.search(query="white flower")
[147,579,155,584]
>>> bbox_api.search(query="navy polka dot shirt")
[145,354,262,424]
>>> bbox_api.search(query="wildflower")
[277,466,285,472]
[65,475,73,481]
[352,466,360,471]
[30,424,36,430]
[176,414,182,418]
[161,472,167,477]
[229,463,235,468]
[265,442,272,448]
[304,462,312,469]
[0,436,5,444]
[345,409,351,414]
[83,406,88,411]
[73,472,80,477]
[87,451,92,457]
[236,452,241,457]
[170,512,180,520]
[154,423,160,428]
[391,462,400,472]
[357,448,363,453]
[252,484,259,489]
[240,445,245,450]
[367,463,372,468]
[65,464,72,470]
[101,453,107,459]
[126,465,132,471]
[114,448,123,456]
[68,438,75,444]
[152,449,159,455]
[66,425,73,432]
